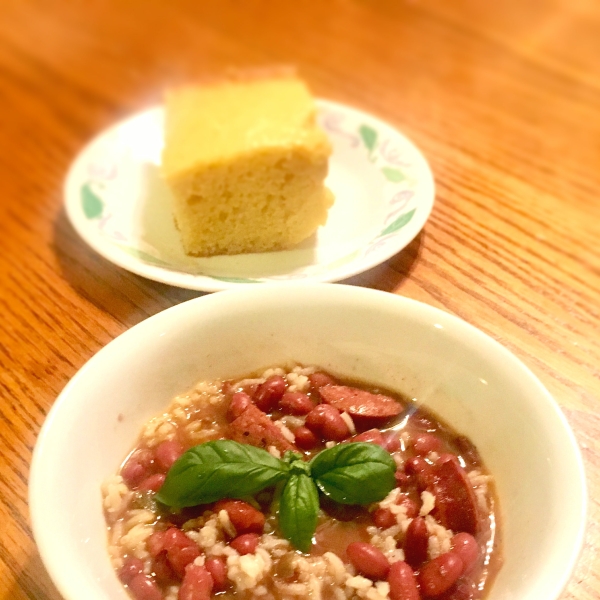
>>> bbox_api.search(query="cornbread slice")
[161,75,334,257]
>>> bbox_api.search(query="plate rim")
[64,99,435,292]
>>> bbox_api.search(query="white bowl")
[29,284,586,600]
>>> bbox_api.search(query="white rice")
[425,515,453,559]
[340,411,356,435]
[419,490,436,516]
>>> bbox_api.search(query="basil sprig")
[156,440,396,551]
[279,470,320,552]
[310,442,397,504]
[155,440,290,507]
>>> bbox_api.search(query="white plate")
[64,100,435,291]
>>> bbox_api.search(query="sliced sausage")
[318,386,402,422]
[431,459,479,535]
[228,404,298,454]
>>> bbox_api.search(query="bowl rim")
[29,284,588,600]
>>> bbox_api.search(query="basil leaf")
[155,440,289,508]
[309,442,396,505]
[279,473,319,553]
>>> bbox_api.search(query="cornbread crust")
[161,73,333,257]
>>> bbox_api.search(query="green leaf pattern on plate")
[379,209,416,237]
[359,125,378,157]
[115,244,172,267]
[81,182,104,219]
[77,107,427,285]
[355,122,418,246]
[381,167,405,183]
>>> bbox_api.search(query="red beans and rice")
[103,365,500,600]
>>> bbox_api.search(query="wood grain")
[0,1,598,598]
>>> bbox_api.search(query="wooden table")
[1,1,598,598]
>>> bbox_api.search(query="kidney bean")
[155,440,184,472]
[171,544,201,579]
[152,553,176,584]
[322,410,350,441]
[228,391,252,420]
[215,499,265,534]
[254,375,287,412]
[305,404,338,433]
[163,527,192,551]
[147,530,167,558]
[388,561,420,600]
[405,456,435,490]
[419,552,464,597]
[294,426,320,450]
[346,542,390,580]
[179,564,214,600]
[139,473,166,493]
[205,557,228,591]
[451,532,479,574]
[118,556,144,584]
[404,517,429,568]
[122,461,146,488]
[413,433,443,456]
[381,430,401,452]
[397,494,420,518]
[279,391,314,415]
[230,532,260,555]
[373,507,397,529]
[122,449,153,488]
[352,428,384,446]
[309,372,337,389]
[395,469,411,488]
[127,574,162,600]
[163,528,201,578]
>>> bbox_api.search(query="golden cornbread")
[161,75,334,256]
